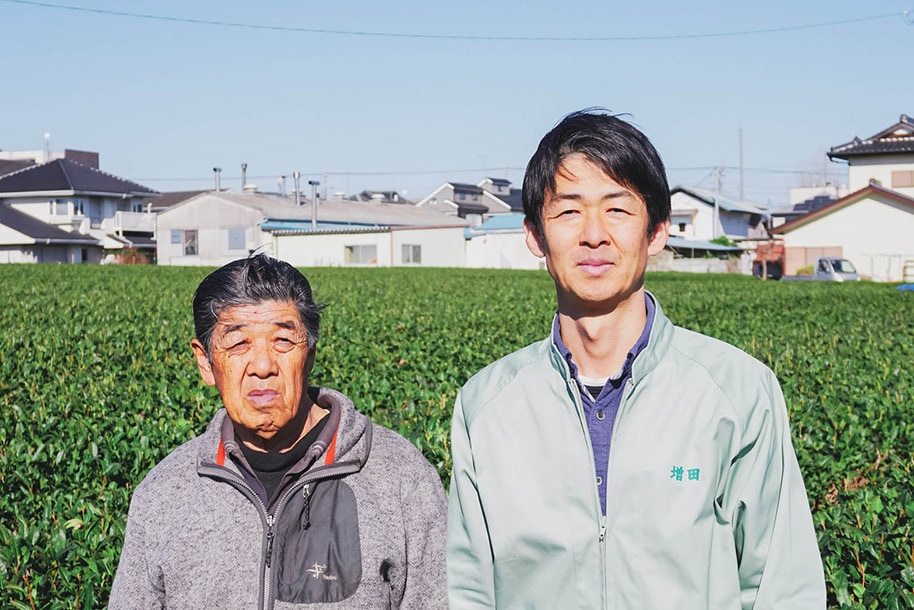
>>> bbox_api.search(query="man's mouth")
[578,259,613,275]
[247,389,279,405]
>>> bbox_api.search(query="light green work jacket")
[447,297,826,609]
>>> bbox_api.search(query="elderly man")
[447,110,826,608]
[110,254,446,609]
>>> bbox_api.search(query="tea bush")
[0,265,911,608]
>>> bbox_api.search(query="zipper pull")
[599,515,607,543]
[302,484,312,530]
[265,514,275,568]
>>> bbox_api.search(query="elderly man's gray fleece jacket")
[109,387,447,609]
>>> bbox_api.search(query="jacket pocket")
[273,479,362,603]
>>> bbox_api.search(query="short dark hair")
[522,108,671,241]
[192,254,324,357]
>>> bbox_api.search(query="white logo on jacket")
[306,563,339,581]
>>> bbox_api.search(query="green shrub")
[0,266,911,608]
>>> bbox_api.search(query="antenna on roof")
[309,179,320,228]
[293,171,301,207]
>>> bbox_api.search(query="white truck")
[781,257,860,282]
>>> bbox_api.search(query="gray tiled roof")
[0,204,100,243]
[169,191,469,228]
[829,114,914,160]
[0,159,158,196]
[141,190,207,210]
[451,183,484,195]
[671,186,763,215]
[502,188,524,212]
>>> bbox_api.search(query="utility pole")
[309,179,320,228]
[738,127,744,202]
[293,171,301,207]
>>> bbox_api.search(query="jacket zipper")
[566,379,608,610]
[199,458,363,610]
[197,467,273,610]
[262,464,362,610]
[600,377,635,606]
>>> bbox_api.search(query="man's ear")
[524,218,546,258]
[304,345,317,379]
[648,219,670,257]
[191,339,216,386]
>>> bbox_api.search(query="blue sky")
[1,0,911,206]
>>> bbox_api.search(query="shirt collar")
[551,292,656,381]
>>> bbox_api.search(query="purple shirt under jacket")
[552,293,655,515]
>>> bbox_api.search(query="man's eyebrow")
[220,322,247,334]
[218,319,302,333]
[548,189,634,203]
[273,320,301,331]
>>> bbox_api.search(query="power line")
[1,0,903,41]
[134,164,845,183]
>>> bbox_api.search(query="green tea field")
[1,264,912,608]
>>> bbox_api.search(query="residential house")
[416,177,521,224]
[771,182,914,282]
[829,114,914,195]
[0,203,101,263]
[0,158,159,263]
[155,190,468,267]
[770,114,914,281]
[669,186,767,241]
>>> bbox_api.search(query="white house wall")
[671,193,716,239]
[671,192,760,239]
[781,197,914,282]
[847,155,914,197]
[156,198,267,266]
[465,232,543,269]
[273,227,466,267]
[391,227,465,267]
[0,246,37,263]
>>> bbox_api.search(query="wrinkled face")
[525,154,669,316]
[191,300,314,445]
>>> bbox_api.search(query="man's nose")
[580,214,611,247]
[247,343,278,377]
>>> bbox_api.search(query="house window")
[227,227,246,250]
[402,244,421,264]
[892,170,914,188]
[458,192,466,200]
[345,244,377,265]
[678,222,687,233]
[170,230,181,244]
[182,230,198,256]
[50,199,68,215]
[73,200,84,215]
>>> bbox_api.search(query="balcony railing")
[101,211,155,233]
